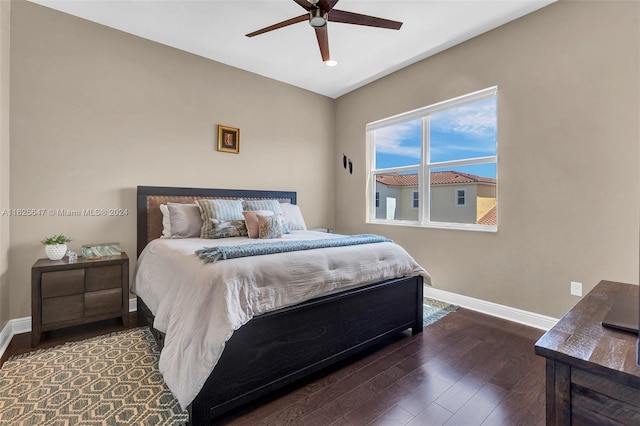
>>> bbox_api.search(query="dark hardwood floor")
[2,308,546,425]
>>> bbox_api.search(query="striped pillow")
[242,199,283,215]
[196,199,244,238]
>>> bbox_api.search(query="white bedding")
[131,230,430,409]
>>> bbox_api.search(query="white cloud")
[374,120,421,159]
[431,98,496,138]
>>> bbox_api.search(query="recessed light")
[325,60,338,67]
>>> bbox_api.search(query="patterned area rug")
[424,297,458,326]
[0,327,188,426]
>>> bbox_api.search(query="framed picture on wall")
[217,125,240,154]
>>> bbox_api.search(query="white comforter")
[132,230,430,409]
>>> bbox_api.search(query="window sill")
[367,219,497,233]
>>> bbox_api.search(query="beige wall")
[375,185,418,221]
[336,0,640,318]
[392,187,417,221]
[431,184,478,224]
[0,0,10,329]
[8,1,335,319]
[397,187,418,221]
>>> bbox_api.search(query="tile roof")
[375,174,418,186]
[476,197,497,222]
[375,171,496,186]
[431,171,496,185]
[476,206,497,225]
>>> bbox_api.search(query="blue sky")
[374,97,497,178]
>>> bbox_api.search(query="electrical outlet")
[570,281,582,297]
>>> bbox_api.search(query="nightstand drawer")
[85,265,121,292]
[42,294,83,324]
[85,288,122,317]
[41,269,84,298]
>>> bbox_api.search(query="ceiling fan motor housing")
[309,8,328,28]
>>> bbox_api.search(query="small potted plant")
[41,234,72,260]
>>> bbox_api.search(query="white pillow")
[159,204,171,238]
[167,202,203,238]
[281,203,307,231]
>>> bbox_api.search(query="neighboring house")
[375,173,420,221]
[375,171,497,225]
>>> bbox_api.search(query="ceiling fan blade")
[328,9,403,30]
[317,0,339,12]
[314,26,330,62]
[293,0,312,11]
[246,14,308,37]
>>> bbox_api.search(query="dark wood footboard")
[138,275,423,425]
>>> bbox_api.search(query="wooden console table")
[535,280,640,425]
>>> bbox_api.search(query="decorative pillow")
[242,199,284,215]
[167,202,202,238]
[280,203,307,231]
[257,214,283,239]
[243,210,290,238]
[210,219,248,239]
[242,210,274,238]
[159,204,171,238]
[279,216,291,234]
[196,199,244,239]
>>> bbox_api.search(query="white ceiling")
[27,0,555,98]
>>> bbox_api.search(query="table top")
[32,252,129,270]
[535,280,639,380]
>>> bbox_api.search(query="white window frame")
[367,86,497,232]
[455,189,466,207]
[412,191,419,209]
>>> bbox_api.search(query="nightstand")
[31,252,129,346]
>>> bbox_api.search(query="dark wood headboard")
[136,186,297,256]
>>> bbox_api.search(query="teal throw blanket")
[195,234,392,263]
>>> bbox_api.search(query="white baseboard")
[424,287,558,331]
[0,316,30,359]
[0,298,138,360]
[10,317,31,335]
[0,320,13,359]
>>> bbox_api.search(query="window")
[368,87,497,231]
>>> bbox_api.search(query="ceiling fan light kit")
[246,0,403,63]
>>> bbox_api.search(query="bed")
[134,185,429,424]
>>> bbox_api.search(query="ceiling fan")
[245,0,403,63]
